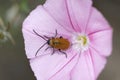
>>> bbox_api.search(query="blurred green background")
[0,0,120,80]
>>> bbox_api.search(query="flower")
[22,0,113,80]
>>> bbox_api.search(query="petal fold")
[87,7,113,57]
[70,51,95,80]
[29,51,78,80]
[89,29,113,57]
[86,7,112,35]
[44,0,92,32]
[89,48,107,79]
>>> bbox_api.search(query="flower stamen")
[72,33,89,53]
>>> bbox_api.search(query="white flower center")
[72,33,89,53]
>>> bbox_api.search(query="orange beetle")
[33,29,70,58]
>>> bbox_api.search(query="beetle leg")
[45,46,52,51]
[59,49,67,58]
[60,36,63,38]
[51,48,55,55]
[52,37,54,39]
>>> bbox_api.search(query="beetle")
[33,29,70,58]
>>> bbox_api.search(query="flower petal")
[86,7,112,35]
[43,0,75,32]
[22,5,72,58]
[89,29,113,57]
[70,48,107,80]
[44,0,92,32]
[66,0,92,32]
[29,51,78,80]
[84,7,113,78]
[86,7,113,57]
[89,47,107,79]
[70,51,95,80]
[70,47,108,80]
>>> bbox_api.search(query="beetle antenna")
[35,42,47,56]
[33,29,47,41]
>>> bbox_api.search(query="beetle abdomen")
[49,38,70,50]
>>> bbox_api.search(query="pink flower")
[22,0,113,80]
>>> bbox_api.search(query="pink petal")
[85,7,113,78]
[89,29,113,57]
[70,48,107,80]
[44,0,92,32]
[70,51,95,80]
[22,5,72,59]
[43,0,75,32]
[86,7,113,57]
[89,48,107,79]
[86,7,112,35]
[29,51,78,80]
